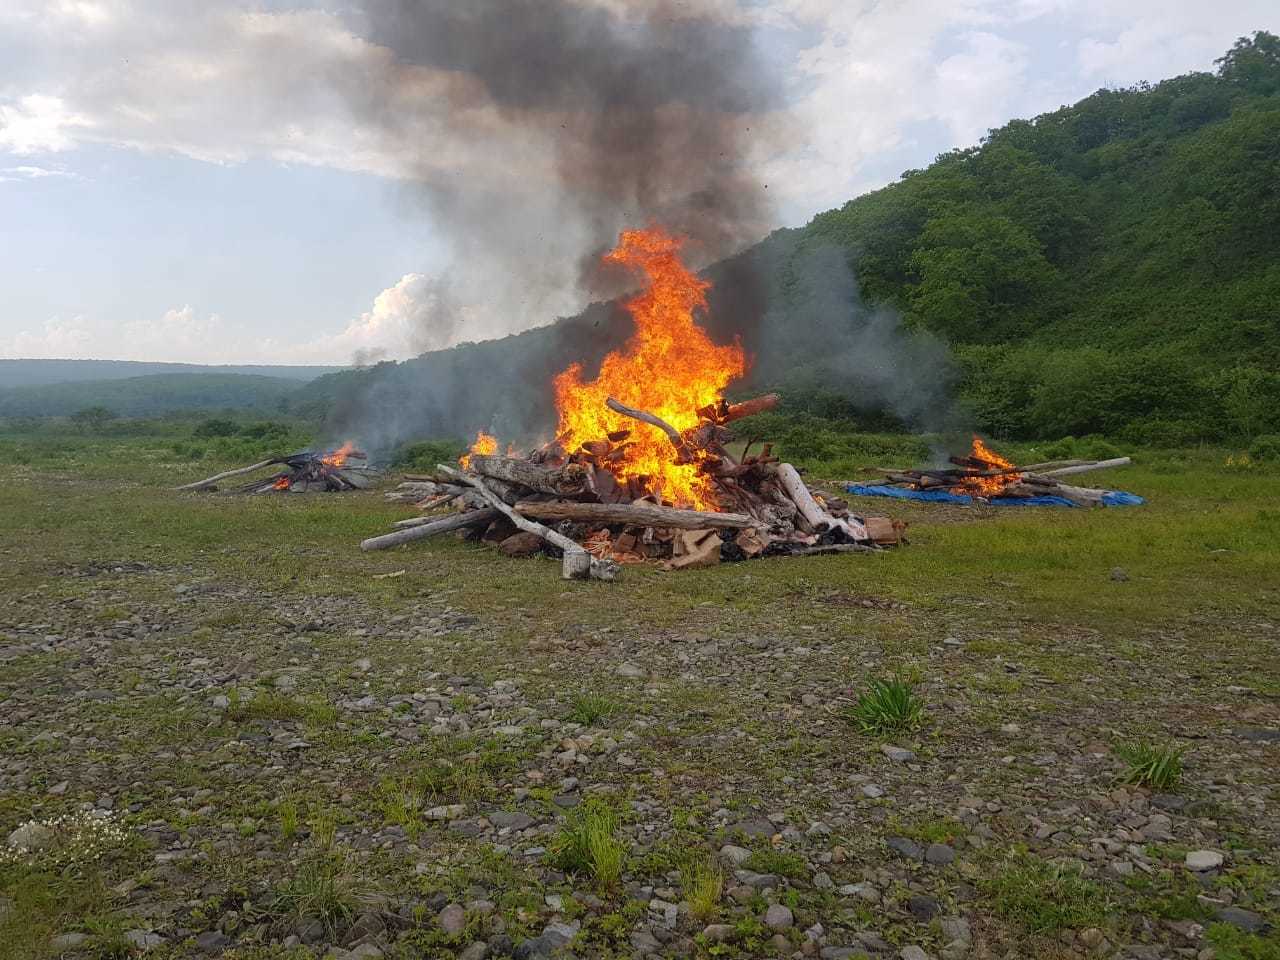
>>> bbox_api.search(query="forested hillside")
[0,373,313,418]
[320,32,1280,448]
[0,359,340,389]
[804,30,1280,443]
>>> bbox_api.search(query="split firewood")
[467,456,589,496]
[438,465,618,581]
[360,508,499,551]
[512,500,756,531]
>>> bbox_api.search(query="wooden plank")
[513,500,755,530]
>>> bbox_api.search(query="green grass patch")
[983,853,1110,934]
[566,692,622,726]
[679,854,724,922]
[1116,741,1185,789]
[1206,923,1280,960]
[741,848,807,880]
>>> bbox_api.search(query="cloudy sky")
[0,0,1273,366]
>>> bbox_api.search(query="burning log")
[360,508,499,551]
[512,500,755,530]
[468,456,589,496]
[604,397,690,459]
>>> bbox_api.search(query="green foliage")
[1248,435,1280,462]
[549,800,627,890]
[566,693,621,726]
[984,853,1110,934]
[193,418,239,438]
[391,439,467,472]
[1116,742,1185,789]
[1206,922,1280,960]
[741,849,806,880]
[0,374,311,419]
[70,406,118,432]
[848,675,925,736]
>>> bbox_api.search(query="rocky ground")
[2,549,1277,960]
[2,445,1279,960]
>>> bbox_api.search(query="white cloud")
[0,275,477,364]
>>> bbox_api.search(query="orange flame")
[962,436,1019,497]
[553,227,744,509]
[322,441,355,468]
[273,476,291,491]
[460,430,498,470]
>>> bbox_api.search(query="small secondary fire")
[874,440,1133,505]
[177,445,371,494]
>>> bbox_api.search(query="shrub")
[848,675,925,735]
[192,418,239,438]
[392,439,467,472]
[1248,434,1280,462]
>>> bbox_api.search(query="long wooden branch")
[360,508,498,551]
[439,465,617,581]
[776,463,869,542]
[1041,457,1131,478]
[176,459,279,491]
[605,397,689,458]
[514,500,755,531]
[467,456,588,496]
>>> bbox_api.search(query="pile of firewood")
[177,448,375,494]
[873,456,1133,506]
[363,393,903,580]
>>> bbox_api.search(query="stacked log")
[364,394,901,580]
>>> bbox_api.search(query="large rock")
[763,904,794,930]
[1185,850,1223,871]
[7,822,54,851]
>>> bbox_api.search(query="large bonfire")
[367,226,902,579]
[553,228,744,509]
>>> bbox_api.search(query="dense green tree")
[1216,31,1280,95]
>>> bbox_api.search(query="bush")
[391,439,467,472]
[193,418,239,438]
[1248,434,1280,462]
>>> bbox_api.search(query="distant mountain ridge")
[0,359,343,390]
[0,373,319,418]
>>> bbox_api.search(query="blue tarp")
[846,484,1145,508]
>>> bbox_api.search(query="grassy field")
[1,430,1277,960]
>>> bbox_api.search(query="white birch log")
[776,462,869,541]
[1041,457,1131,478]
[513,500,754,530]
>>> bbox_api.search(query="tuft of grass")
[679,855,724,922]
[270,853,366,939]
[847,675,925,735]
[984,853,1110,934]
[378,778,425,840]
[308,810,337,851]
[278,800,299,841]
[1205,921,1280,960]
[1116,741,1184,789]
[550,801,627,891]
[567,693,621,726]
[226,689,336,727]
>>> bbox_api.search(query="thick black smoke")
[352,0,779,274]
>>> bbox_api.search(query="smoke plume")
[344,0,780,333]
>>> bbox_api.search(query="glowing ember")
[273,476,292,491]
[959,436,1020,497]
[554,227,744,509]
[322,441,356,468]
[460,430,498,470]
